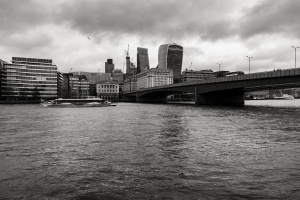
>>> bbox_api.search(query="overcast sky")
[1,0,300,73]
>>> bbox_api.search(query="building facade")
[124,75,137,92]
[158,43,183,83]
[105,59,114,75]
[61,73,73,99]
[137,47,150,74]
[72,71,111,84]
[0,57,58,101]
[69,75,89,99]
[181,69,214,82]
[112,69,124,83]
[96,82,119,101]
[137,68,173,90]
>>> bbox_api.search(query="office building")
[69,75,89,98]
[158,43,183,83]
[112,69,124,83]
[105,59,115,75]
[137,47,150,74]
[96,81,119,101]
[57,71,63,98]
[130,63,137,75]
[0,57,58,101]
[137,68,173,90]
[72,71,111,84]
[61,73,73,98]
[182,69,214,82]
[124,75,137,92]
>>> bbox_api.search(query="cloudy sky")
[0,0,300,74]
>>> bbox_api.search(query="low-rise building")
[124,75,137,92]
[96,82,119,101]
[182,69,214,82]
[137,68,173,90]
[72,71,111,84]
[69,75,89,98]
[112,69,124,83]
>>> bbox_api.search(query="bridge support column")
[136,95,167,103]
[195,88,245,106]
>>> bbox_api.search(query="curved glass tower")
[158,43,183,82]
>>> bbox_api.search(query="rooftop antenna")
[125,44,130,57]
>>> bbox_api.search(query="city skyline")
[1,0,300,73]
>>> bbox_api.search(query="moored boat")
[273,94,295,100]
[41,97,116,107]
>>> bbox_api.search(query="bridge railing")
[124,68,300,94]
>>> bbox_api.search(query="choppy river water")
[1,100,300,199]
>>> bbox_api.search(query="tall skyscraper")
[158,43,183,83]
[137,47,150,74]
[105,59,114,75]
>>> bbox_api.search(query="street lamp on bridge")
[217,63,222,72]
[246,56,253,74]
[292,46,299,68]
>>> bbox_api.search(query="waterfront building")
[57,71,63,98]
[69,75,90,98]
[61,73,73,99]
[130,63,137,75]
[182,69,214,82]
[96,81,119,101]
[105,59,114,75]
[89,84,97,97]
[137,68,173,90]
[112,69,124,83]
[0,57,58,101]
[124,75,137,92]
[137,47,150,74]
[72,71,111,84]
[158,43,183,83]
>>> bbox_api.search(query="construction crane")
[124,44,129,57]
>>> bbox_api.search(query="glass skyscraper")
[158,43,183,83]
[0,57,58,101]
[137,47,150,74]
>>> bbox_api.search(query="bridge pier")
[136,95,167,103]
[195,88,245,106]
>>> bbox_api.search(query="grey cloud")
[239,0,300,38]
[0,0,50,36]
[55,0,238,41]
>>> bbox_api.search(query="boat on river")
[41,97,116,107]
[273,94,295,100]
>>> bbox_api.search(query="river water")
[0,100,300,199]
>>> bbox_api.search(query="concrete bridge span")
[124,68,300,106]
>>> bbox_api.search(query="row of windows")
[5,64,56,70]
[4,80,57,84]
[4,76,56,81]
[98,85,118,88]
[3,84,57,88]
[2,87,57,91]
[12,57,52,64]
[3,72,57,77]
[98,90,119,93]
[4,68,57,74]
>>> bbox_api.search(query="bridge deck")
[124,68,300,94]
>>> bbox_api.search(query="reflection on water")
[0,101,300,199]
